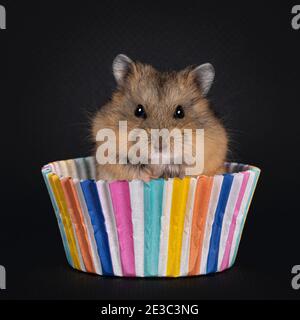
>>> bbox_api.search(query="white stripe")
[200,175,224,274]
[229,171,256,266]
[179,178,197,276]
[73,179,102,275]
[129,180,145,277]
[158,179,174,276]
[217,173,244,270]
[59,160,71,177]
[53,162,62,177]
[96,181,122,276]
[66,159,79,179]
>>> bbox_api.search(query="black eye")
[135,104,147,119]
[174,105,185,119]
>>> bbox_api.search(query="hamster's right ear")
[112,54,133,85]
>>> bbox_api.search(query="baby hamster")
[91,54,228,181]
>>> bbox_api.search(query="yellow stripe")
[48,173,81,270]
[166,177,190,277]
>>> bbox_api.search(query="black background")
[0,0,300,300]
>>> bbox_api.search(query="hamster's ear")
[193,63,215,96]
[112,54,133,85]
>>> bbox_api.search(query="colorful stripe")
[230,168,260,266]
[48,173,81,270]
[109,181,135,276]
[42,168,73,267]
[42,158,260,277]
[220,172,250,271]
[200,175,224,274]
[188,176,213,275]
[73,179,102,275]
[217,173,245,271]
[167,177,190,277]
[144,179,165,276]
[96,181,122,276]
[81,180,113,275]
[61,177,95,273]
[206,174,234,274]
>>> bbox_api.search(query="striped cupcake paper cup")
[42,157,260,277]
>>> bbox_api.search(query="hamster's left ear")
[112,54,133,85]
[193,63,215,96]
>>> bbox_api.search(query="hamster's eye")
[174,105,185,119]
[135,104,147,119]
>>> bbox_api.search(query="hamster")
[91,54,228,181]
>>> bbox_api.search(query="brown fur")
[92,58,228,181]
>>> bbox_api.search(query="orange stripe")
[61,178,96,273]
[188,176,213,275]
[49,174,81,269]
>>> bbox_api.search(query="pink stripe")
[109,181,136,276]
[220,172,250,271]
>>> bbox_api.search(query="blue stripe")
[144,179,164,276]
[42,168,73,267]
[81,180,113,275]
[206,174,234,274]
